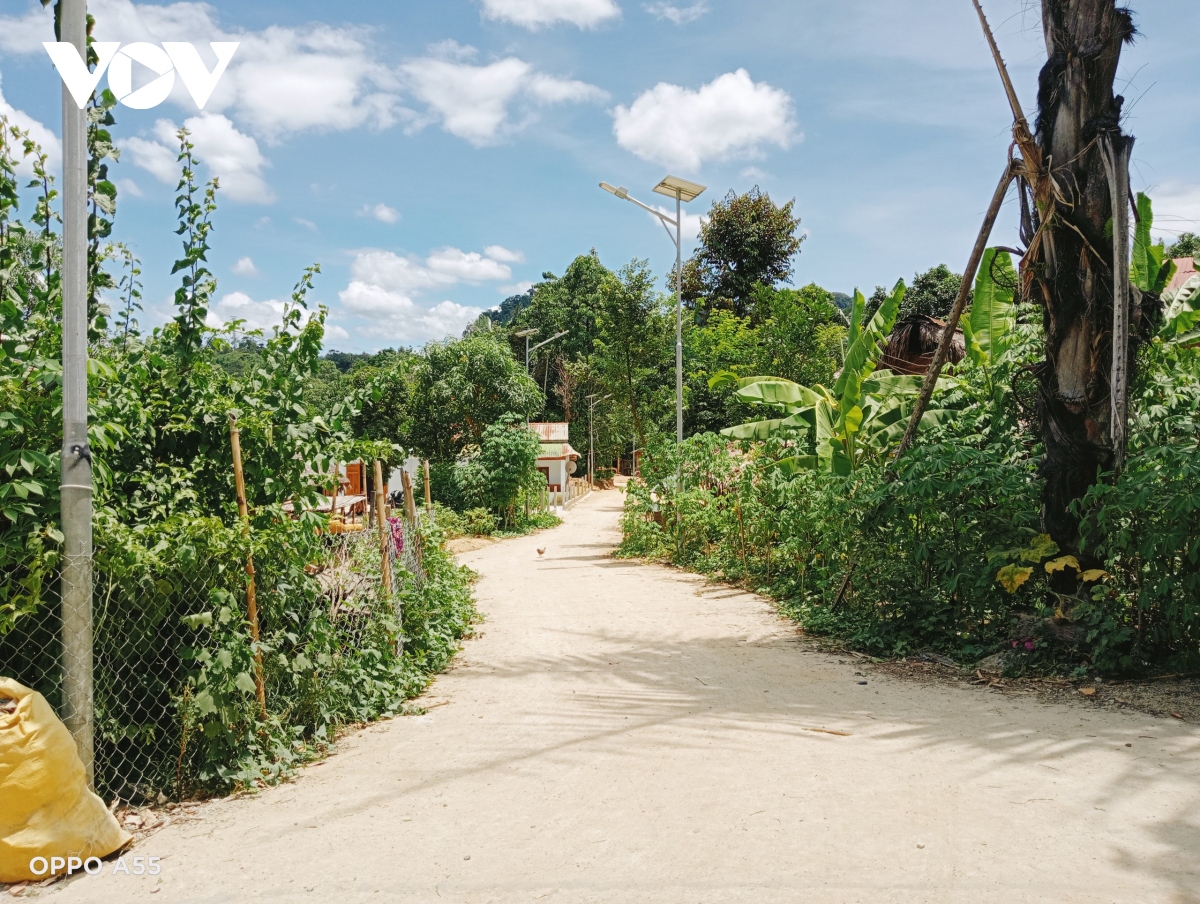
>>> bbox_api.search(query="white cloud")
[206,291,312,332]
[213,25,406,142]
[426,248,513,283]
[0,3,70,53]
[338,277,483,345]
[402,47,606,145]
[527,74,609,104]
[644,2,708,24]
[0,74,61,174]
[0,2,406,142]
[479,0,620,30]
[232,256,259,276]
[117,178,144,198]
[648,206,706,242]
[124,114,273,202]
[1149,181,1200,241]
[499,280,534,296]
[294,217,318,231]
[613,69,798,171]
[359,202,401,224]
[338,246,516,343]
[484,245,524,263]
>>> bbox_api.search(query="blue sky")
[0,0,1197,351]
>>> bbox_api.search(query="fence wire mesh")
[0,508,427,806]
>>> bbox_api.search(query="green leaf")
[234,671,258,695]
[1131,193,1176,295]
[732,377,822,412]
[968,248,1016,365]
[833,280,904,410]
[193,690,217,716]
[720,418,790,440]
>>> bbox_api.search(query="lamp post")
[585,392,612,488]
[599,176,706,448]
[514,328,538,372]
[58,0,94,787]
[525,330,569,373]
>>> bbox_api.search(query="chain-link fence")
[0,504,431,806]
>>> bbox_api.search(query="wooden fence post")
[423,459,433,516]
[374,459,393,596]
[228,414,267,721]
[401,468,417,522]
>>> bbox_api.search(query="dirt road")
[53,490,1200,903]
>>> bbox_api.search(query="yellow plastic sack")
[0,678,131,883]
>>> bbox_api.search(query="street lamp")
[599,175,706,447]
[525,329,569,373]
[514,328,539,372]
[585,392,612,488]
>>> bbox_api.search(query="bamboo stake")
[401,468,417,522]
[228,414,267,720]
[1101,133,1134,472]
[374,459,393,596]
[893,163,1016,461]
[423,459,433,515]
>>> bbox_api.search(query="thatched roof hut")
[878,315,966,376]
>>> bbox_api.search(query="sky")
[0,0,1197,351]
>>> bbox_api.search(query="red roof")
[529,422,569,442]
[1168,257,1197,295]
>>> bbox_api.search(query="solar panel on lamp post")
[514,328,539,372]
[599,176,706,452]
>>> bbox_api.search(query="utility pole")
[58,0,94,785]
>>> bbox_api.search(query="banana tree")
[714,281,951,474]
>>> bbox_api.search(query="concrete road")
[52,490,1200,903]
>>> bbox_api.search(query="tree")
[486,288,533,327]
[593,261,672,449]
[683,284,846,436]
[512,252,611,367]
[866,264,967,321]
[753,284,846,388]
[1025,1,1139,553]
[409,331,542,460]
[480,413,541,524]
[681,187,804,321]
[1167,232,1200,261]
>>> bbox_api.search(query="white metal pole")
[675,190,683,446]
[59,0,94,787]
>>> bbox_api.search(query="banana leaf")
[967,248,1016,365]
[1131,193,1176,296]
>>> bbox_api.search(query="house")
[529,422,581,493]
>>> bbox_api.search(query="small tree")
[1167,233,1200,261]
[480,414,541,526]
[682,187,804,321]
[409,330,542,459]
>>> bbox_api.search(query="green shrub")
[461,508,497,536]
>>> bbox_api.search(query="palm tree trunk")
[1029,0,1136,554]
